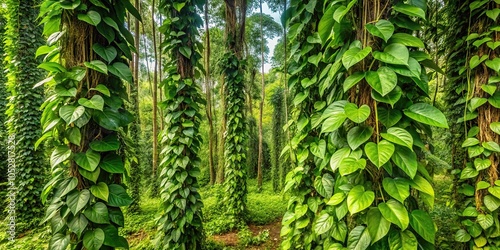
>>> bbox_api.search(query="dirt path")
[211,220,282,249]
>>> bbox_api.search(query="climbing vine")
[222,0,249,223]
[4,0,47,225]
[37,0,140,248]
[281,0,446,248]
[154,0,205,248]
[270,87,285,191]
[453,0,500,248]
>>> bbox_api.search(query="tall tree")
[450,0,500,248]
[38,0,138,248]
[281,0,445,248]
[151,0,160,196]
[155,0,205,247]
[4,0,46,224]
[0,8,8,185]
[222,0,248,222]
[204,0,216,185]
[270,87,285,191]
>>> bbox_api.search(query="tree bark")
[257,0,264,191]
[204,0,215,185]
[151,0,159,195]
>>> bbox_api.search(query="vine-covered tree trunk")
[0,12,7,186]
[38,0,138,248]
[151,0,160,197]
[281,0,445,248]
[257,0,265,191]
[204,0,216,185]
[452,1,500,248]
[4,0,46,225]
[270,87,284,192]
[155,0,205,248]
[222,0,248,222]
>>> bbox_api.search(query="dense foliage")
[4,0,47,225]
[36,0,139,248]
[155,0,206,248]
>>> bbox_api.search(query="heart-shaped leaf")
[343,72,365,92]
[347,126,374,150]
[482,84,497,95]
[108,184,132,207]
[342,46,372,70]
[366,67,398,96]
[379,199,409,230]
[51,145,72,168]
[477,214,494,229]
[79,95,105,111]
[344,103,371,123]
[381,127,413,149]
[100,153,125,173]
[84,202,109,224]
[347,185,375,215]
[93,44,117,63]
[485,58,500,73]
[410,210,435,243]
[74,149,101,171]
[89,135,120,152]
[83,228,105,250]
[487,41,500,50]
[469,97,488,111]
[372,87,402,107]
[377,107,402,127]
[77,11,101,26]
[365,140,395,168]
[404,103,449,128]
[373,43,409,66]
[392,146,418,178]
[339,157,366,176]
[393,3,426,20]
[388,33,424,48]
[383,177,410,203]
[486,8,500,21]
[90,182,109,202]
[59,105,86,124]
[90,84,111,97]
[68,214,88,238]
[347,226,371,250]
[484,195,500,211]
[474,158,491,171]
[67,189,90,214]
[108,62,133,83]
[483,141,500,152]
[330,147,351,172]
[84,60,108,74]
[367,208,391,244]
[366,19,394,42]
[491,122,500,135]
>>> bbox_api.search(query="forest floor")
[0,175,462,249]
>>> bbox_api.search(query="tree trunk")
[257,0,264,191]
[151,0,159,196]
[204,0,215,185]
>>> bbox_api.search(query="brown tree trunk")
[204,0,215,185]
[151,0,159,192]
[257,0,264,191]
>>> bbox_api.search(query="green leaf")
[462,138,480,147]
[90,182,109,202]
[373,43,409,66]
[179,46,192,58]
[347,226,372,250]
[67,127,82,146]
[469,55,488,70]
[321,173,335,198]
[366,19,394,42]
[347,185,375,215]
[330,147,351,172]
[404,103,449,128]
[84,60,108,74]
[379,199,409,230]
[347,126,374,150]
[79,95,105,111]
[100,154,125,173]
[410,175,435,197]
[489,92,500,108]
[381,127,413,149]
[474,158,491,171]
[90,135,120,152]
[93,44,117,63]
[55,86,77,97]
[393,3,426,20]
[469,97,487,111]
[367,208,391,244]
[365,140,395,168]
[344,103,371,123]
[49,233,70,250]
[342,46,372,70]
[108,184,132,207]
[485,58,500,72]
[83,228,105,250]
[173,1,186,11]
[455,229,471,242]
[483,141,500,152]
[68,214,88,238]
[339,157,366,176]
[51,145,72,168]
[321,113,347,133]
[67,189,90,214]
[343,72,365,92]
[477,181,490,190]
[484,195,500,211]
[486,8,500,21]
[482,84,497,95]
[78,11,102,26]
[410,210,435,243]
[108,62,133,83]
[93,107,129,131]
[391,146,417,179]
[366,67,398,96]
[477,214,494,229]
[460,166,479,180]
[388,33,424,48]
[74,149,101,172]
[90,84,111,97]
[383,177,410,203]
[318,3,336,42]
[79,167,100,184]
[84,202,109,224]
[378,107,402,127]
[327,193,346,206]
[314,213,334,235]
[60,105,86,124]
[388,230,418,250]
[489,186,500,199]
[491,122,500,135]
[331,221,348,242]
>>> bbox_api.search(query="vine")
[4,0,47,225]
[154,0,205,248]
[281,0,446,248]
[37,0,140,248]
[270,87,285,191]
[454,0,500,248]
